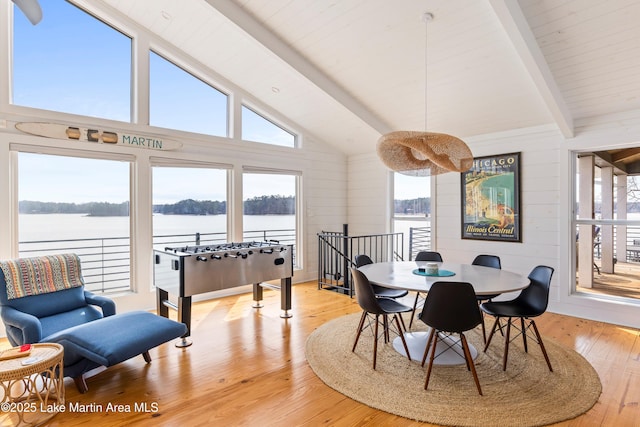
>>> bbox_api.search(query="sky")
[19,152,295,204]
[394,173,430,200]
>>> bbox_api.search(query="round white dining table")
[357,261,529,365]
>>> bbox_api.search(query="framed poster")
[461,152,521,242]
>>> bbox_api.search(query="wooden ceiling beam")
[610,148,640,163]
[205,0,393,136]
[489,0,574,139]
[592,151,627,175]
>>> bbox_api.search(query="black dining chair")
[481,265,554,372]
[350,268,412,369]
[419,281,483,395]
[409,251,443,329]
[354,255,409,300]
[471,254,502,344]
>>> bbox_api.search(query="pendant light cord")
[423,13,433,132]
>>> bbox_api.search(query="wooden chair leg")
[382,315,388,343]
[460,333,482,395]
[424,330,439,390]
[409,292,421,329]
[503,317,512,371]
[521,317,528,353]
[393,315,411,361]
[74,375,88,394]
[373,315,379,369]
[483,317,500,352]
[421,328,437,367]
[352,311,367,352]
[530,320,553,372]
[477,300,488,344]
[480,312,487,344]
[142,351,152,363]
[397,312,407,332]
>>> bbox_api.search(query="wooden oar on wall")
[15,122,182,151]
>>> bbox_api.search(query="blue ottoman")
[44,311,187,392]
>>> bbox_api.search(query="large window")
[18,152,132,293]
[150,52,228,136]
[152,166,228,248]
[242,171,298,265]
[241,106,296,147]
[574,152,640,301]
[392,173,431,260]
[12,1,131,121]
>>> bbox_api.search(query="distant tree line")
[243,195,295,215]
[394,197,430,215]
[20,195,296,216]
[154,199,227,215]
[154,196,294,215]
[19,201,130,216]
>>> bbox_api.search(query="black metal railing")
[18,229,296,294]
[317,224,404,297]
[408,226,432,260]
[153,231,228,249]
[19,236,132,294]
[576,223,640,263]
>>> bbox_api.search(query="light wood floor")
[6,282,640,427]
[584,261,640,299]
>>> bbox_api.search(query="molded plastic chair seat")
[354,254,408,299]
[482,301,539,318]
[351,268,412,369]
[481,265,555,372]
[376,297,411,313]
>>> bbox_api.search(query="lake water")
[19,213,296,242]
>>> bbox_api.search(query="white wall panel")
[347,152,388,236]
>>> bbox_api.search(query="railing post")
[195,233,201,245]
[101,238,106,293]
[342,224,350,295]
[409,227,414,260]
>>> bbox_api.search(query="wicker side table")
[0,343,64,427]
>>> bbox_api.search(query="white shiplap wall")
[347,152,389,236]
[299,137,348,283]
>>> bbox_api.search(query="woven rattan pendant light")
[377,13,473,176]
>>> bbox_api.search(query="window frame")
[148,49,231,137]
[12,145,135,293]
[241,166,302,269]
[391,171,434,260]
[241,104,298,148]
[150,158,233,249]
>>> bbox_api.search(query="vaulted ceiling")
[98,0,640,156]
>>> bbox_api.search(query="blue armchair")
[0,283,116,346]
[0,254,187,392]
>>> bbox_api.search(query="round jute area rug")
[305,313,601,427]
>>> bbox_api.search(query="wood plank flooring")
[3,282,639,426]
[585,261,640,299]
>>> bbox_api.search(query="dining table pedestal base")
[392,331,478,365]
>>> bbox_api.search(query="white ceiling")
[97,0,640,155]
